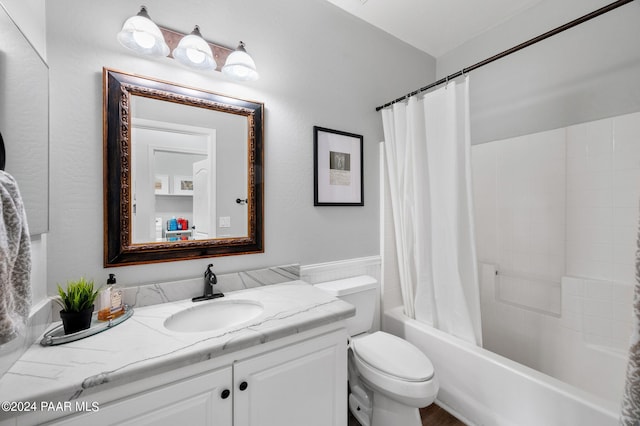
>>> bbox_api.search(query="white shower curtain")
[382,77,482,346]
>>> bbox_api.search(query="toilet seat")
[351,331,434,382]
[350,332,438,408]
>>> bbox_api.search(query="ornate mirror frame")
[103,68,263,267]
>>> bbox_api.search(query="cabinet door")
[234,330,347,426]
[49,366,232,426]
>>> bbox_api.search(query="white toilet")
[315,276,439,426]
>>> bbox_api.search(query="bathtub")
[383,306,619,426]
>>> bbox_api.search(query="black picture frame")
[313,126,363,206]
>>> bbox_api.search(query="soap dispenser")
[97,274,125,321]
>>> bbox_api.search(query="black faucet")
[192,264,224,302]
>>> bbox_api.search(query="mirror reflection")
[103,68,263,266]
[130,97,248,243]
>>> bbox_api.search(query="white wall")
[0,0,46,59]
[437,0,640,144]
[45,0,435,292]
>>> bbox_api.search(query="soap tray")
[40,305,133,346]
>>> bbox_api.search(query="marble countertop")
[0,281,354,407]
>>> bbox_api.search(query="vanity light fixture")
[222,41,259,81]
[117,7,259,81]
[172,25,216,71]
[117,6,169,57]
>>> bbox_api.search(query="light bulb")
[172,26,216,71]
[186,48,206,64]
[117,6,169,57]
[132,31,156,49]
[222,41,259,81]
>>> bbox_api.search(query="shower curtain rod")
[375,0,635,112]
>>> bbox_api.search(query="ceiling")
[324,0,544,57]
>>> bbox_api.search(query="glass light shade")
[117,6,169,57]
[172,26,216,71]
[222,42,259,81]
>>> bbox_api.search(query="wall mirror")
[103,68,263,266]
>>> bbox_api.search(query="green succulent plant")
[56,278,101,313]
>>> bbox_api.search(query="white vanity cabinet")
[233,330,347,426]
[48,367,233,426]
[44,329,347,426]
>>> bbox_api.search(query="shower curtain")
[381,76,482,346]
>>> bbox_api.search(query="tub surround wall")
[472,111,639,302]
[480,264,629,405]
[472,111,640,405]
[565,113,640,283]
[472,127,566,315]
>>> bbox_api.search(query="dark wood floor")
[348,403,466,426]
[419,404,467,426]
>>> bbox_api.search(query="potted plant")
[56,278,101,335]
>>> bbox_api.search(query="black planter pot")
[60,305,94,335]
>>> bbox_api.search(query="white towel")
[0,170,31,345]
[621,207,640,425]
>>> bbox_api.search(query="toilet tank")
[315,276,378,336]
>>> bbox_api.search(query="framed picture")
[313,126,363,206]
[154,174,169,195]
[173,175,194,195]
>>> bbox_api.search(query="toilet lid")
[351,332,434,382]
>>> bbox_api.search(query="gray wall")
[437,0,640,145]
[0,0,46,58]
[45,0,435,292]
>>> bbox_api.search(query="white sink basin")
[164,300,264,333]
